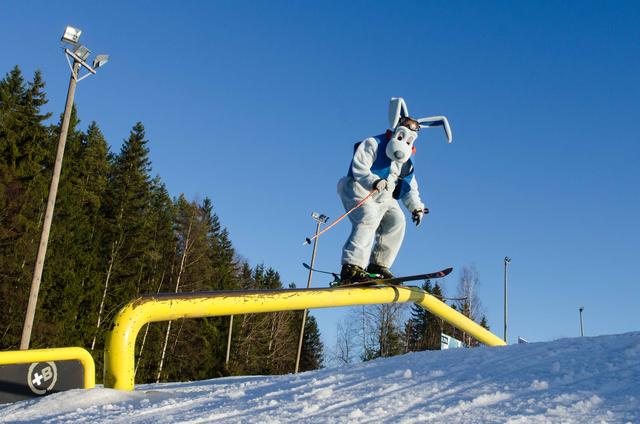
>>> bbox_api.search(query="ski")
[302,263,381,283]
[330,267,453,288]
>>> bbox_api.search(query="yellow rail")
[105,286,505,390]
[0,347,95,388]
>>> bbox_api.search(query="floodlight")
[73,44,91,61]
[61,26,82,44]
[311,212,329,223]
[93,54,109,69]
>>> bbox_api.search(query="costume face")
[386,126,418,163]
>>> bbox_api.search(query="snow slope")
[2,332,639,423]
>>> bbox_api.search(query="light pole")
[503,256,511,343]
[20,26,109,350]
[579,307,584,337]
[295,212,328,373]
[225,315,234,365]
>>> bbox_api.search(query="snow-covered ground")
[2,332,639,423]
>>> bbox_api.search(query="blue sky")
[2,1,639,351]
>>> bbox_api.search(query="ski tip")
[303,238,311,245]
[302,263,311,270]
[441,267,453,276]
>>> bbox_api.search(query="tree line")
[0,65,323,383]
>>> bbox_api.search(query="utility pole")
[295,212,328,373]
[20,26,108,350]
[503,256,511,344]
[579,307,584,337]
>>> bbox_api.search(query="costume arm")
[401,176,425,213]
[350,138,380,190]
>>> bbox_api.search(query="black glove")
[373,179,388,192]
[412,208,429,226]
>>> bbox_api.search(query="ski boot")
[336,264,372,286]
[366,263,393,279]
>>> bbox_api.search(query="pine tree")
[202,197,237,291]
[132,178,176,382]
[299,314,324,371]
[404,280,444,352]
[0,67,52,349]
[427,283,445,349]
[71,124,113,323]
[480,316,489,330]
[35,105,87,347]
[0,67,50,178]
[91,122,154,361]
[406,280,433,352]
[0,66,28,172]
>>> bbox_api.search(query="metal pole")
[225,315,234,364]
[579,307,584,337]
[295,220,321,373]
[20,60,81,350]
[503,256,511,344]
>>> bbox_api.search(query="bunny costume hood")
[338,97,452,270]
[386,97,453,162]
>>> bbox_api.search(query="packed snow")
[2,332,639,423]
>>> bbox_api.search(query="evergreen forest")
[0,66,323,383]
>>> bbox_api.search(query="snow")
[2,332,639,423]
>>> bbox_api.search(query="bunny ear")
[417,116,453,143]
[388,97,409,129]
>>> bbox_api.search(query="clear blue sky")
[2,1,639,349]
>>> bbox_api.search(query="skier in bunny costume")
[338,97,452,284]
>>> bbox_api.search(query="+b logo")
[27,362,58,395]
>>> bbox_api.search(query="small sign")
[441,333,465,349]
[0,360,83,404]
[27,362,58,395]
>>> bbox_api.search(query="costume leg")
[369,201,405,268]
[338,180,383,269]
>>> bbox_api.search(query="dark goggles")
[397,117,420,132]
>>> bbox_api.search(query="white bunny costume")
[338,98,452,281]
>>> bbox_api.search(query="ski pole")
[303,189,377,245]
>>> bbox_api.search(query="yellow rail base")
[105,286,505,391]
